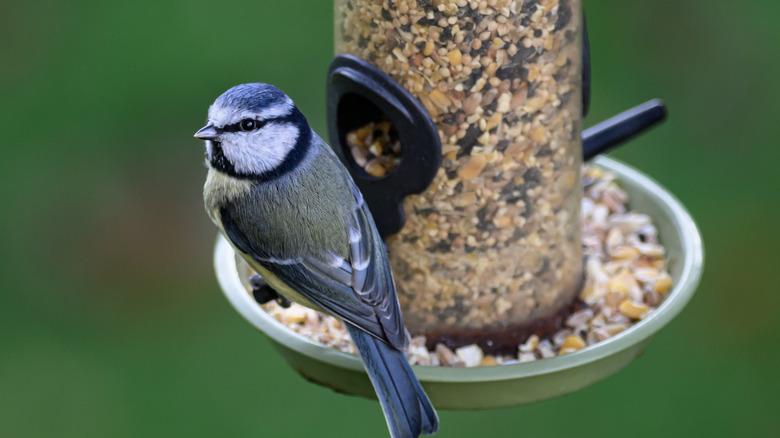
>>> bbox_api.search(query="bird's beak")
[194,124,219,140]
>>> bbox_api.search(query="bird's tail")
[347,325,439,438]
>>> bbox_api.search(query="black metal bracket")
[582,99,667,161]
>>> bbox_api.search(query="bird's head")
[195,83,311,179]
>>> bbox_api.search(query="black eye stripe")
[217,111,298,134]
[221,119,267,133]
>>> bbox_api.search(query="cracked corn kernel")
[519,334,540,353]
[447,49,463,66]
[560,335,586,350]
[654,273,673,294]
[480,355,499,366]
[364,159,387,177]
[618,300,648,319]
[458,155,487,179]
[427,88,452,110]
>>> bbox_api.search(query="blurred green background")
[2,1,778,436]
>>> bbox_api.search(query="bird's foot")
[249,273,291,308]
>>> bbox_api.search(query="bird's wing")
[219,185,407,350]
[343,183,407,349]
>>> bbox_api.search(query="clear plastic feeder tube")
[335,0,583,352]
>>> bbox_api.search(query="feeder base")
[420,277,585,355]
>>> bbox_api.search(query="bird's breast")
[203,167,253,225]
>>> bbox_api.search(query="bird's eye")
[239,119,256,131]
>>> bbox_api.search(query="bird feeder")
[328,0,586,353]
[212,0,703,410]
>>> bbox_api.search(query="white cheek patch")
[221,123,301,174]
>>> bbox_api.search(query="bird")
[195,83,438,438]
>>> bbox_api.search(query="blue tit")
[195,83,438,438]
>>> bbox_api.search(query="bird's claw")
[249,273,291,308]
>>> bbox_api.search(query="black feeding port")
[327,55,442,239]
